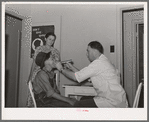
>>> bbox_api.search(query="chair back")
[133,82,143,108]
[28,80,37,108]
[54,70,60,90]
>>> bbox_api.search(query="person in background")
[32,52,76,107]
[28,32,60,83]
[26,32,60,107]
[56,41,128,108]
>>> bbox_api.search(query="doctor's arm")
[61,69,78,82]
[56,62,78,83]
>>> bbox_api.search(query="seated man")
[56,41,128,108]
[32,52,76,107]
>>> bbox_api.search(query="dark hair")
[45,32,56,47]
[35,52,51,69]
[88,41,104,54]
[34,39,41,49]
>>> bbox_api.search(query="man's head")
[35,52,56,69]
[86,41,103,62]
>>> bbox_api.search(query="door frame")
[121,7,144,106]
[121,7,144,87]
[131,20,144,102]
[134,22,144,86]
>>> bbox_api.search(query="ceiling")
[4,3,144,18]
[5,4,32,17]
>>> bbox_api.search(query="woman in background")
[26,32,60,107]
[28,32,60,83]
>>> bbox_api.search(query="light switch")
[110,45,114,53]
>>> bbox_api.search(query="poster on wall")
[31,25,54,58]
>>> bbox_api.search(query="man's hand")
[65,62,74,70]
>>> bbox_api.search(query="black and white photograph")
[1,1,148,120]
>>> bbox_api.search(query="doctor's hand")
[65,62,74,70]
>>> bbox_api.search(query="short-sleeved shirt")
[75,54,128,108]
[32,70,57,97]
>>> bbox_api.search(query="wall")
[29,4,118,96]
[60,5,118,95]
[18,16,32,107]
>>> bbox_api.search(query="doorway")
[122,8,144,107]
[5,13,22,107]
[136,23,144,107]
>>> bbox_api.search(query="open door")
[5,13,22,107]
[122,8,144,107]
[136,23,144,107]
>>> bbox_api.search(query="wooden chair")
[28,80,37,108]
[132,82,143,108]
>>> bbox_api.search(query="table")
[62,84,97,100]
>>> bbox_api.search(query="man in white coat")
[56,41,128,108]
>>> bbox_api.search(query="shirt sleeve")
[37,72,55,97]
[75,60,102,83]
